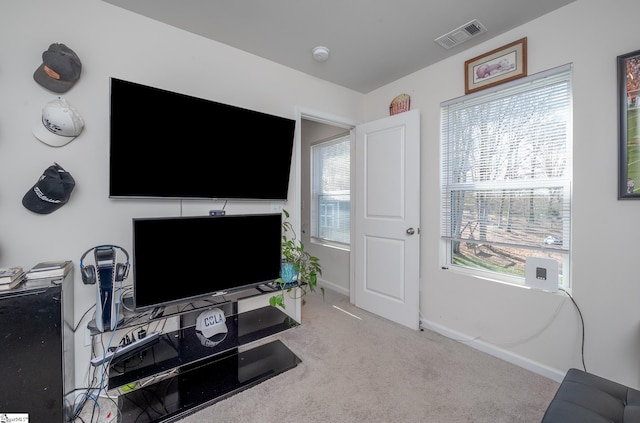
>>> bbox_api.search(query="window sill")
[311,237,350,252]
[444,265,569,294]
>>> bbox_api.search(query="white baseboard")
[318,278,349,296]
[421,319,566,383]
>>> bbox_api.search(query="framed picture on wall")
[464,37,527,95]
[618,49,640,199]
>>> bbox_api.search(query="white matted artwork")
[464,37,527,94]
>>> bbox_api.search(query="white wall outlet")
[525,256,558,292]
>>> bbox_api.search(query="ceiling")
[102,0,574,93]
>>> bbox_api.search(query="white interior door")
[353,109,420,330]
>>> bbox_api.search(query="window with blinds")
[440,64,572,287]
[311,134,351,247]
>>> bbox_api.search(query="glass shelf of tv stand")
[87,283,282,334]
[107,304,299,389]
[93,282,302,422]
[107,299,301,423]
[108,295,301,423]
[101,283,297,388]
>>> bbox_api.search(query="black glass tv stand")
[98,287,301,423]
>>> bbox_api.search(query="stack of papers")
[26,260,73,280]
[0,267,26,290]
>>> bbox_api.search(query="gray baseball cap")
[33,43,82,93]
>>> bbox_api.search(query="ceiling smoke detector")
[435,19,487,49]
[312,46,330,62]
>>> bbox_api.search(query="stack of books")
[26,260,73,280]
[0,266,26,290]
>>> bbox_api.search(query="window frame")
[439,64,573,290]
[310,133,351,249]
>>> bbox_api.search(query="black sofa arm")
[542,368,640,422]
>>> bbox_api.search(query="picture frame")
[464,37,527,95]
[618,49,640,199]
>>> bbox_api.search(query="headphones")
[79,245,130,285]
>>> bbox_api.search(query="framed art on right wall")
[618,49,640,199]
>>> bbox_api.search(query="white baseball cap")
[195,308,228,347]
[33,97,84,147]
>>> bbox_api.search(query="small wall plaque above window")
[389,93,411,115]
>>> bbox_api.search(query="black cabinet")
[0,274,74,422]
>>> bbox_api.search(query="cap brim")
[196,331,228,348]
[22,186,63,214]
[32,121,76,147]
[199,321,228,339]
[33,64,75,94]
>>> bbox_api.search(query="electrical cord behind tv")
[74,279,126,421]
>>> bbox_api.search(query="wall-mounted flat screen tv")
[132,213,282,311]
[109,77,296,200]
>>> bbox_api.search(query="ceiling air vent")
[435,19,487,49]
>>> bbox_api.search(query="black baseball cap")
[22,163,75,214]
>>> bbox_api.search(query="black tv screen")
[132,214,282,311]
[109,77,296,200]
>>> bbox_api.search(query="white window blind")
[440,64,572,284]
[311,134,350,246]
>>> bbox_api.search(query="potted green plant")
[269,209,323,309]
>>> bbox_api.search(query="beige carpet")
[175,288,559,423]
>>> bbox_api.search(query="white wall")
[365,0,640,387]
[0,0,363,390]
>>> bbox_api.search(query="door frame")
[294,107,421,325]
[295,106,357,296]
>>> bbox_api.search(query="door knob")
[406,227,416,235]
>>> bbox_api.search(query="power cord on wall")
[559,288,587,372]
[73,304,97,334]
[419,287,588,373]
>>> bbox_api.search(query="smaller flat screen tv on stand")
[132,213,282,312]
